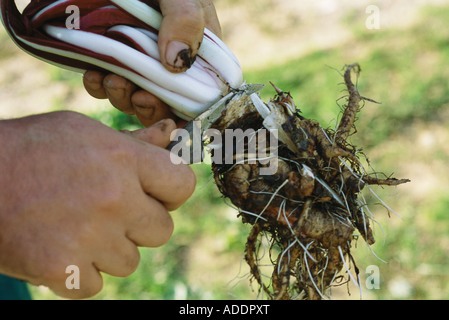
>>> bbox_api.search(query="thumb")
[122,119,177,148]
[158,0,205,73]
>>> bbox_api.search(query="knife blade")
[166,83,265,164]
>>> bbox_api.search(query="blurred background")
[1,0,448,299]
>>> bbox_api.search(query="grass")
[20,3,449,299]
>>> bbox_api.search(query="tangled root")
[211,64,409,300]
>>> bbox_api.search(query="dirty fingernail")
[105,87,126,99]
[135,104,155,119]
[165,41,195,70]
[152,119,169,132]
[83,72,102,89]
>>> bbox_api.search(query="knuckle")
[94,181,126,213]
[167,165,196,210]
[199,0,215,12]
[42,262,104,299]
[77,275,103,299]
[176,1,203,19]
[61,281,102,300]
[154,213,174,247]
[164,1,204,35]
[119,246,141,277]
[183,166,197,198]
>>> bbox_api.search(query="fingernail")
[103,77,118,89]
[83,71,93,82]
[105,86,125,99]
[152,119,168,132]
[83,72,102,89]
[165,41,196,70]
[135,105,155,120]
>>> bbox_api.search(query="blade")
[166,83,265,163]
[196,91,236,131]
[197,83,265,131]
[239,83,265,95]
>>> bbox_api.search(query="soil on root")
[211,64,409,300]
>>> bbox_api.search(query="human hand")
[83,0,222,127]
[0,111,195,299]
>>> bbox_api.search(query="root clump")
[211,64,409,300]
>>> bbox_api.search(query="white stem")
[111,0,243,88]
[44,25,223,105]
[11,26,205,119]
[5,0,244,119]
[203,28,241,67]
[109,0,162,30]
[250,93,271,119]
[198,32,243,88]
[107,25,222,90]
[135,28,159,42]
[107,25,160,60]
[31,0,71,23]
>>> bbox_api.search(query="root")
[211,63,409,299]
[244,222,271,297]
[363,175,411,186]
[336,64,362,142]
